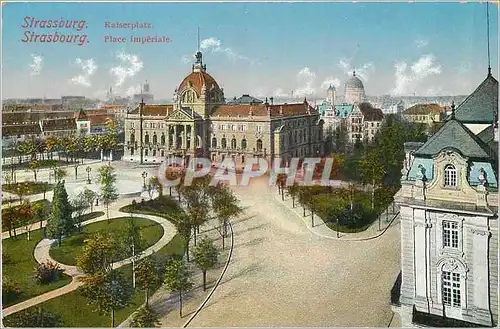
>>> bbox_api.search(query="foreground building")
[393,71,498,327]
[403,103,445,126]
[123,51,324,166]
[347,102,384,144]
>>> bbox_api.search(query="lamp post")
[142,171,148,189]
[86,166,92,184]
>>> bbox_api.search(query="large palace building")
[123,51,324,167]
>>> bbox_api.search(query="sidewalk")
[272,187,399,241]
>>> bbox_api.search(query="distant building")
[326,85,336,105]
[347,102,383,144]
[344,71,366,104]
[227,94,263,105]
[393,71,498,327]
[403,103,445,126]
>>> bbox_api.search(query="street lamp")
[142,171,148,189]
[86,166,92,184]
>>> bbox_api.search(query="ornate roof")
[345,71,364,90]
[227,94,263,105]
[178,70,220,96]
[414,118,492,159]
[453,73,498,124]
[129,105,173,116]
[327,85,336,91]
[211,102,316,117]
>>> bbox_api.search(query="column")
[191,125,195,151]
[173,125,178,149]
[166,125,171,150]
[183,125,188,149]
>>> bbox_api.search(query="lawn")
[50,217,164,266]
[119,195,183,222]
[2,229,73,308]
[3,233,185,327]
[2,159,79,170]
[2,182,54,196]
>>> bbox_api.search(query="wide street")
[160,174,401,327]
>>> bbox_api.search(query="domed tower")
[175,51,225,118]
[326,85,336,105]
[344,71,365,104]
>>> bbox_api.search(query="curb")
[183,221,234,328]
[274,191,399,242]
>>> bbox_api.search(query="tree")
[82,187,98,213]
[2,276,21,305]
[286,182,300,208]
[135,258,161,306]
[97,165,119,220]
[46,182,74,246]
[72,193,89,232]
[120,217,145,288]
[3,205,18,238]
[174,213,193,261]
[210,183,242,250]
[148,176,163,198]
[358,148,385,209]
[53,165,67,183]
[19,200,34,240]
[45,136,59,160]
[130,306,161,328]
[192,236,219,291]
[29,160,39,182]
[32,201,49,230]
[3,170,13,186]
[80,271,133,327]
[163,259,193,318]
[3,307,61,328]
[76,232,122,274]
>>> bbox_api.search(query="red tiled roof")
[2,111,75,125]
[88,114,115,126]
[178,71,220,95]
[130,105,173,116]
[74,109,89,121]
[211,102,317,117]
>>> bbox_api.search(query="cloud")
[293,67,317,97]
[321,77,341,89]
[29,54,43,76]
[110,52,143,87]
[391,54,442,95]
[415,38,429,48]
[181,54,195,64]
[273,88,290,98]
[194,37,250,62]
[337,58,374,81]
[125,84,143,97]
[70,58,97,87]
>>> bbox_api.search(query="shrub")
[2,276,21,305]
[131,199,137,207]
[3,307,61,327]
[130,306,161,327]
[33,261,63,284]
[3,250,12,265]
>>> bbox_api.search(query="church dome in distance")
[345,71,364,90]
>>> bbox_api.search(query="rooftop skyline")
[2,2,499,99]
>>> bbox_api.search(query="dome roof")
[327,85,336,91]
[178,71,220,95]
[345,72,364,90]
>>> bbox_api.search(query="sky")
[1,1,499,100]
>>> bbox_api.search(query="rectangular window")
[442,271,461,307]
[443,221,459,248]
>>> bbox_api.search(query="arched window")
[153,134,158,145]
[444,164,457,187]
[212,137,217,148]
[256,139,263,151]
[144,133,150,144]
[153,150,156,156]
[221,137,227,149]
[130,133,135,143]
[241,138,247,150]
[231,138,237,149]
[161,134,165,145]
[145,149,149,156]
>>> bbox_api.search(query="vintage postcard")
[1,1,498,328]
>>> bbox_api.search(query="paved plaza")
[3,160,401,327]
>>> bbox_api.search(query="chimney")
[279,105,283,115]
[249,107,253,116]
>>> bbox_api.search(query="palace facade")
[123,51,324,167]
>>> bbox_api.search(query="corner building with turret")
[123,51,324,167]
